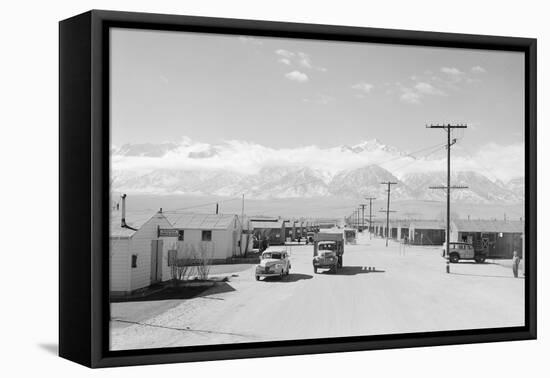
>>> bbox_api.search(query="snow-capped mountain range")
[111,138,524,204]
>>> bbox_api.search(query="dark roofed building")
[250,218,285,245]
[450,219,524,258]
[409,220,445,245]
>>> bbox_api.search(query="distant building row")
[370,219,523,259]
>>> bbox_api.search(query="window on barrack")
[202,230,212,241]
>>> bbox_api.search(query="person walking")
[512,250,521,278]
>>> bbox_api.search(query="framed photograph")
[59,10,536,368]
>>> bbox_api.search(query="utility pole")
[427,123,467,273]
[365,197,376,239]
[380,182,397,247]
[240,194,245,256]
[359,204,367,232]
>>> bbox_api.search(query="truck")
[312,232,344,273]
[344,229,357,244]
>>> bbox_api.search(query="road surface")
[110,234,524,350]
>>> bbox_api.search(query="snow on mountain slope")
[111,138,524,203]
[401,171,522,204]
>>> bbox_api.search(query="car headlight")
[275,264,282,269]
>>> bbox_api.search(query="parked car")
[255,247,291,280]
[443,241,488,263]
[306,231,315,244]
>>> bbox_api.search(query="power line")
[391,144,447,174]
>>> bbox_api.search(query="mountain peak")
[340,138,401,155]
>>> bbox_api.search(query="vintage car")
[255,247,291,280]
[312,233,344,273]
[443,241,488,263]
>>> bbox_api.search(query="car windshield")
[263,252,282,260]
[319,243,335,251]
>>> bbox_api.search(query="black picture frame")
[59,9,537,368]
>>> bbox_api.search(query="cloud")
[471,65,487,73]
[391,65,478,102]
[400,89,421,104]
[396,82,444,104]
[275,49,295,59]
[112,137,524,183]
[414,82,446,96]
[441,67,463,76]
[285,70,309,83]
[297,52,312,68]
[351,82,374,94]
[278,58,291,65]
[275,49,327,71]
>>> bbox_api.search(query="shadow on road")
[450,272,523,279]
[199,282,236,298]
[317,266,385,276]
[262,273,314,283]
[112,282,236,303]
[452,261,497,265]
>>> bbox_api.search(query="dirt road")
[110,234,524,350]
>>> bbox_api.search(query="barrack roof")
[110,211,160,238]
[452,219,523,233]
[410,220,445,230]
[164,213,237,230]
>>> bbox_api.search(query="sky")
[110,28,525,181]
[111,28,524,150]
